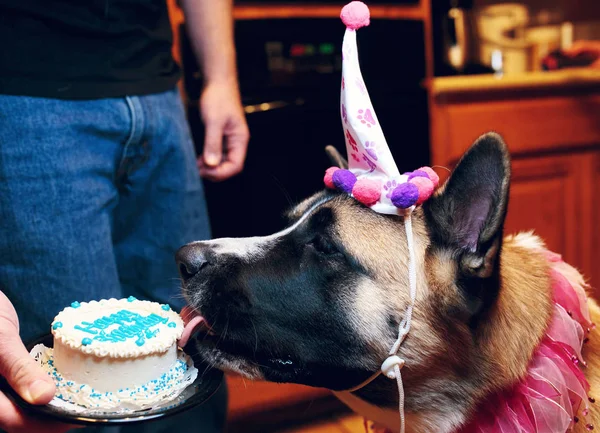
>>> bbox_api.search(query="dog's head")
[178,133,552,423]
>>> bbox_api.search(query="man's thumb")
[0,326,55,405]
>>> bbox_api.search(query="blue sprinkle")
[71,301,81,308]
[167,322,176,328]
[161,304,171,311]
[52,322,63,330]
[127,296,137,302]
[82,337,92,346]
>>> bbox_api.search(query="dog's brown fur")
[333,202,600,430]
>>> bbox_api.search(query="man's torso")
[0,0,180,99]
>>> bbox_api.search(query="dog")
[177,132,600,433]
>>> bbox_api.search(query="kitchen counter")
[429,69,600,99]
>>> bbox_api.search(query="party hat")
[324,1,439,214]
[324,4,441,433]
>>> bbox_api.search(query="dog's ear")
[424,133,510,312]
[325,145,349,169]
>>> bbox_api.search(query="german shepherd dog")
[177,133,600,432]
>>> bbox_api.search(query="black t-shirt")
[0,0,181,99]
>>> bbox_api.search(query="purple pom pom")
[407,170,429,181]
[391,182,419,209]
[332,169,357,194]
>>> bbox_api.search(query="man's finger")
[199,161,242,182]
[0,322,55,405]
[202,120,224,168]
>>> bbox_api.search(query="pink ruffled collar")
[457,251,595,432]
[369,251,596,433]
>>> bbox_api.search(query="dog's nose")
[176,244,208,282]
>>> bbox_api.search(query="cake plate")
[0,334,224,425]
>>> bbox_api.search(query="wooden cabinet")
[506,153,596,281]
[593,154,600,290]
[429,73,600,291]
[507,154,582,262]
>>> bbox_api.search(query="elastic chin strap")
[344,212,417,433]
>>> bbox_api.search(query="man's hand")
[197,80,249,182]
[0,292,71,433]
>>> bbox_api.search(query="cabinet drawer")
[433,95,600,167]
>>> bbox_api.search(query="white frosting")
[45,297,193,410]
[33,344,198,410]
[51,298,184,358]
[53,341,179,392]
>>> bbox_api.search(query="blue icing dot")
[135,336,145,346]
[127,296,137,302]
[167,322,176,328]
[161,304,171,311]
[82,337,92,346]
[71,301,81,308]
[52,322,63,330]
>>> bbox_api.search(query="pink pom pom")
[340,1,370,30]
[352,178,381,207]
[324,167,339,189]
[418,166,439,188]
[410,176,434,205]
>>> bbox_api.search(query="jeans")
[0,88,227,432]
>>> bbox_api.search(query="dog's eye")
[308,235,340,256]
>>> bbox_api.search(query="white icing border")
[31,344,198,413]
[51,298,184,358]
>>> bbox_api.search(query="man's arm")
[179,0,249,182]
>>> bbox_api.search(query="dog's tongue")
[179,306,206,348]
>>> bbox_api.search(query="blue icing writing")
[135,335,145,346]
[74,322,99,335]
[127,296,137,302]
[161,304,171,311]
[82,338,92,346]
[167,322,176,328]
[73,309,169,345]
[71,301,81,309]
[52,322,63,330]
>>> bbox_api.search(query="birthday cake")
[34,297,197,410]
